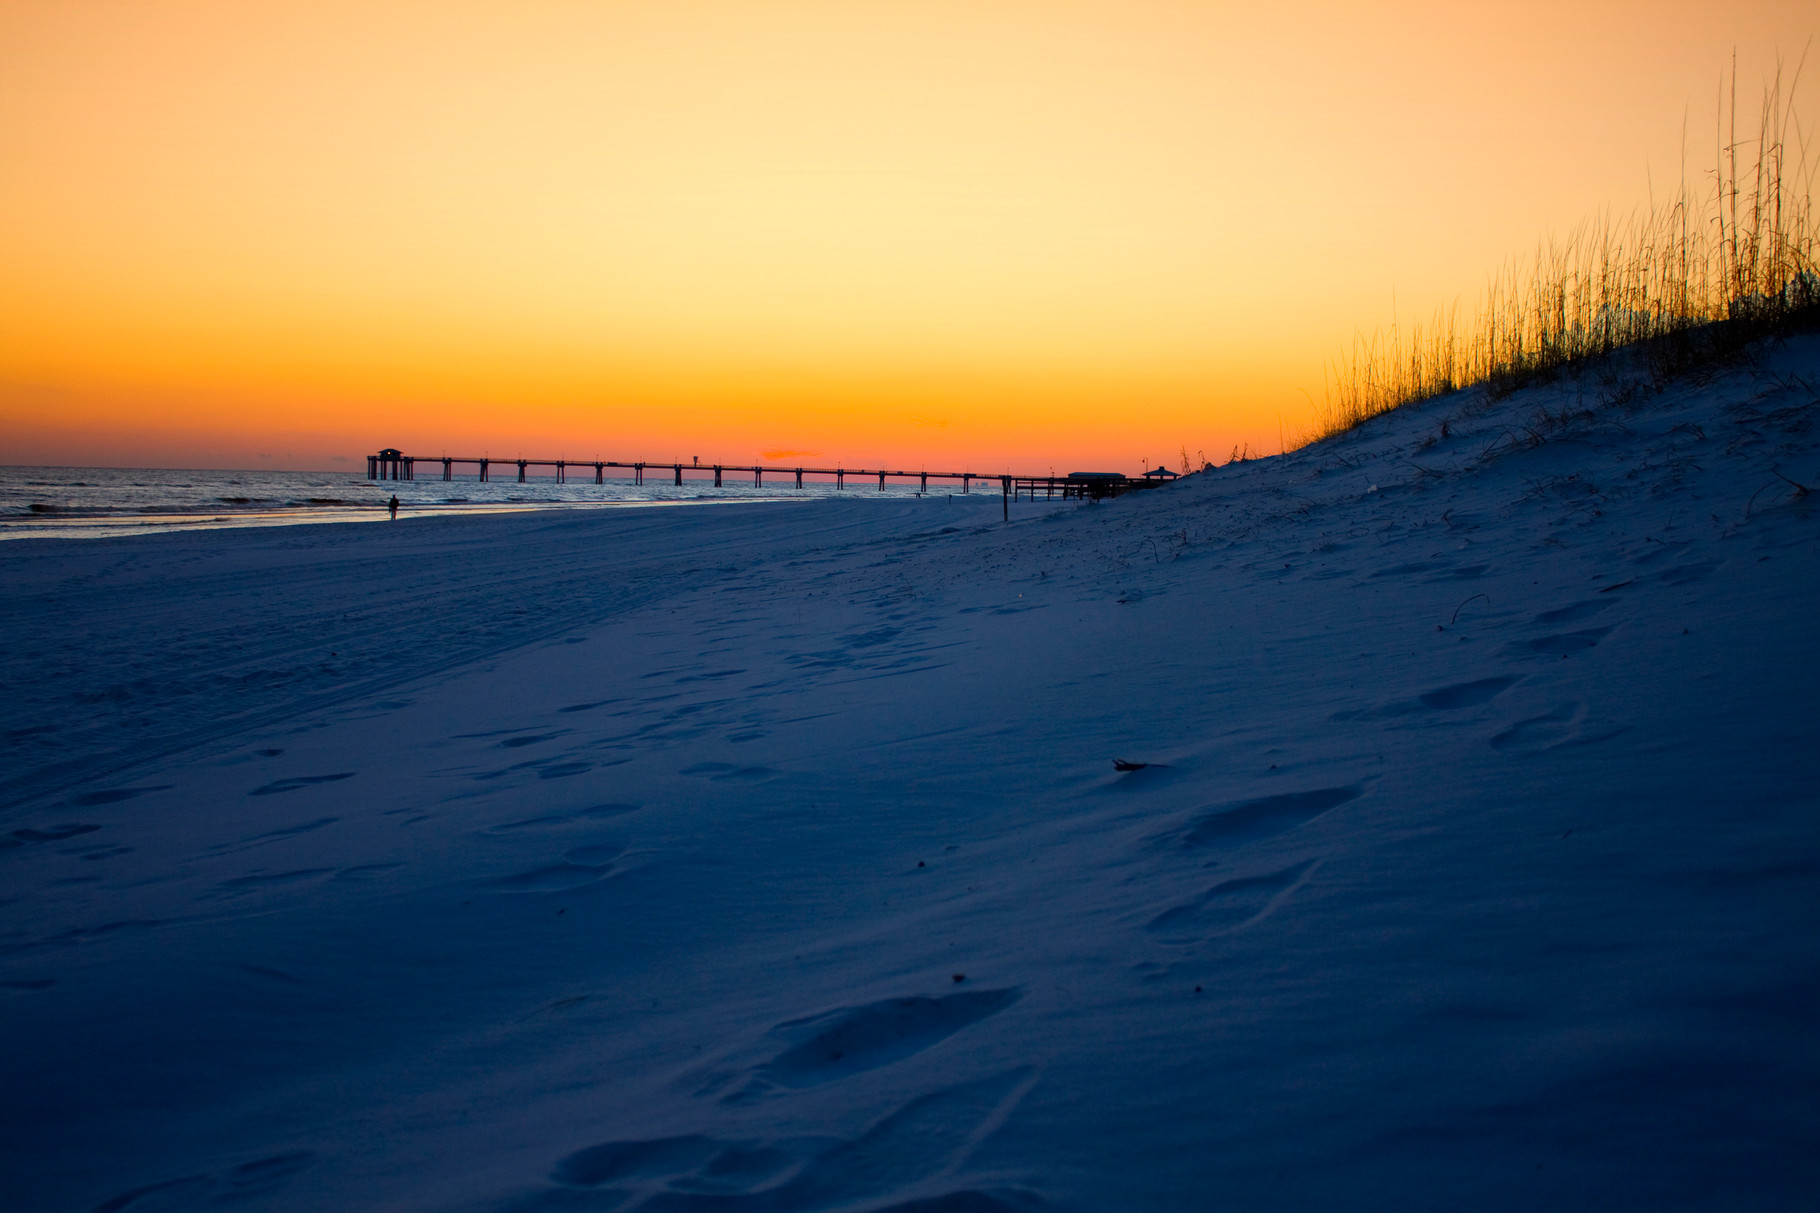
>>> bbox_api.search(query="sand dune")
[3,336,1818,1210]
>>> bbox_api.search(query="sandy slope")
[3,336,1818,1212]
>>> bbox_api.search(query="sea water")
[0,464,943,540]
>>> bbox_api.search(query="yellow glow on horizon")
[3,2,1815,471]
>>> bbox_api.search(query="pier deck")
[366,450,1170,505]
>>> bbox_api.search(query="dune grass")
[1311,58,1820,442]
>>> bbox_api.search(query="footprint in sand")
[1144,860,1319,944]
[335,863,402,880]
[487,863,611,892]
[1417,676,1520,710]
[1489,702,1626,753]
[544,1069,1041,1212]
[1165,787,1359,850]
[484,804,641,835]
[498,733,563,749]
[554,1135,760,1188]
[90,1152,313,1212]
[488,844,626,893]
[680,762,782,784]
[474,756,620,782]
[755,989,1020,1091]
[66,785,172,807]
[249,773,355,796]
[210,816,338,855]
[1492,703,1582,751]
[1516,626,1613,656]
[700,988,1022,1106]
[562,843,625,866]
[26,919,164,952]
[4,822,100,849]
[1333,678,1518,720]
[674,667,750,684]
[212,868,338,899]
[1369,560,1452,578]
[1532,600,1612,626]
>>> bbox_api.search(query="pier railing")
[366,450,1172,506]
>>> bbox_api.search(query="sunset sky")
[2,2,1814,473]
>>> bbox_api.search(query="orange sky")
[2,2,1814,473]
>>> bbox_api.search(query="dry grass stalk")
[1312,59,1819,442]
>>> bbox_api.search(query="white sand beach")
[3,337,1818,1211]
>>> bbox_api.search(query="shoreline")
[0,493,814,542]
[0,483,998,542]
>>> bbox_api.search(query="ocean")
[0,463,940,540]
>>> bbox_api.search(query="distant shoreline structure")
[367,448,1182,501]
[0,459,1128,543]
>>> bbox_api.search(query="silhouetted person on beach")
[388,495,399,519]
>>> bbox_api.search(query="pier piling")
[364,449,1167,506]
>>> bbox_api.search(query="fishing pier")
[367,449,1175,507]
